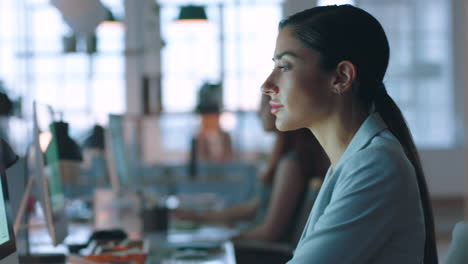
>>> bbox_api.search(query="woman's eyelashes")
[274,62,291,72]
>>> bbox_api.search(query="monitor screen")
[32,102,68,246]
[0,173,14,248]
[106,114,130,190]
[0,140,19,264]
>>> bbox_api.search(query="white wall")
[282,0,317,17]
[420,149,465,197]
[453,0,468,217]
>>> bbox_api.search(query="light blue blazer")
[288,113,425,264]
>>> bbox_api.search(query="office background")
[0,0,466,214]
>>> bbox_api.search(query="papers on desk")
[168,225,240,244]
[154,226,238,263]
[170,247,224,262]
[160,241,231,264]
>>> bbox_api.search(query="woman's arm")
[173,198,260,225]
[236,157,307,241]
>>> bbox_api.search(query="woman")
[174,95,329,243]
[193,82,233,162]
[261,5,437,263]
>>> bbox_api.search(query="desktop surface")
[27,197,238,263]
[0,253,18,264]
[27,221,237,264]
[26,182,238,263]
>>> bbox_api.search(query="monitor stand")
[13,174,67,264]
[15,221,66,264]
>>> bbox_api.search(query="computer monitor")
[0,139,19,264]
[105,114,129,191]
[31,102,68,246]
[105,114,142,191]
[96,115,142,234]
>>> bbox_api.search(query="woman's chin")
[275,120,296,132]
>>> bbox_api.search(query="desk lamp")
[45,121,82,162]
[177,5,208,23]
[82,125,105,151]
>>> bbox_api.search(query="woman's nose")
[261,74,278,95]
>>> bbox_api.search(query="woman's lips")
[270,102,284,115]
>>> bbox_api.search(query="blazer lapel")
[295,113,388,249]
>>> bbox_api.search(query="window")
[160,0,282,113]
[317,0,454,148]
[359,0,454,148]
[0,0,126,153]
[159,0,281,154]
[2,0,453,155]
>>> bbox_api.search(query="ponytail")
[374,85,438,264]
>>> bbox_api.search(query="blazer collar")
[334,112,388,171]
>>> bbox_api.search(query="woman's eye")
[278,65,290,71]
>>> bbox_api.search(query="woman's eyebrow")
[272,51,299,61]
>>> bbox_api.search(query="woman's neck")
[310,103,368,170]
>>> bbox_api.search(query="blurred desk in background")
[24,189,238,263]
[140,162,258,207]
[27,219,238,264]
[146,226,238,264]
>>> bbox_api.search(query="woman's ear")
[331,61,357,95]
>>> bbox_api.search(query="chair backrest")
[445,221,468,264]
[288,187,320,248]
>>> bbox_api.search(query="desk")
[23,188,238,263]
[145,229,237,264]
[26,217,237,263]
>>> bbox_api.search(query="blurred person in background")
[175,94,329,243]
[192,82,233,163]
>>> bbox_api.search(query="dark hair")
[195,82,223,114]
[280,5,437,263]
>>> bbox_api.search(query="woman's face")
[261,27,335,131]
[258,95,276,132]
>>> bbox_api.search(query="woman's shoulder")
[336,130,415,186]
[349,130,410,165]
